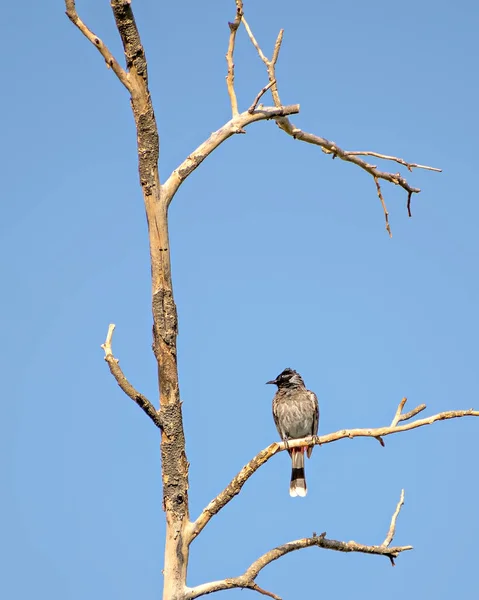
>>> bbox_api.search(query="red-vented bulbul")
[267,368,319,497]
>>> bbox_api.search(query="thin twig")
[345,152,442,173]
[399,404,427,423]
[241,16,269,65]
[374,176,392,237]
[249,583,281,600]
[271,30,284,66]
[188,404,479,541]
[101,324,163,429]
[407,191,413,217]
[390,397,408,427]
[248,80,276,113]
[187,493,411,599]
[225,1,243,117]
[382,489,405,550]
[64,0,132,91]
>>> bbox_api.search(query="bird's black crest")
[267,368,305,388]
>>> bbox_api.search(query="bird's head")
[266,368,305,389]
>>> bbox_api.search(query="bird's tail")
[290,447,307,497]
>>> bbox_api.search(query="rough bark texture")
[110,3,190,598]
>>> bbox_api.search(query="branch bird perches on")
[189,397,478,541]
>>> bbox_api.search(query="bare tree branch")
[225,1,244,117]
[240,11,440,229]
[390,397,408,427]
[161,104,300,202]
[248,584,280,600]
[374,176,392,237]
[248,80,276,114]
[189,400,478,541]
[271,30,283,67]
[389,398,427,427]
[65,0,132,91]
[345,152,442,173]
[187,491,411,600]
[101,324,163,429]
[188,578,280,600]
[382,489,405,549]
[241,16,271,66]
[399,403,427,423]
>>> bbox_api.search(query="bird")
[267,368,319,497]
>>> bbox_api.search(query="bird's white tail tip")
[289,484,307,497]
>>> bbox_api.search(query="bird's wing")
[272,395,283,437]
[310,390,320,436]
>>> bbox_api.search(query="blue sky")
[3,0,479,598]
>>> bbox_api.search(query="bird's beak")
[266,379,276,385]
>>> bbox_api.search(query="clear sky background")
[3,1,479,599]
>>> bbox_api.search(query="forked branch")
[189,398,478,541]
[101,324,163,429]
[65,0,132,91]
[187,490,411,600]
[240,9,441,231]
[161,1,300,203]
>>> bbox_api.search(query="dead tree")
[65,2,476,600]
